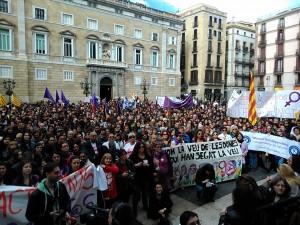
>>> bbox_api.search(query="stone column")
[17,0,26,58]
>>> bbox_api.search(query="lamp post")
[3,79,15,107]
[140,79,150,101]
[80,76,94,97]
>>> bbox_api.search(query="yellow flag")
[0,94,7,107]
[131,91,135,99]
[295,110,300,120]
[12,94,22,107]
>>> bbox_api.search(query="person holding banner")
[26,162,71,225]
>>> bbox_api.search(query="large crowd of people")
[1,98,300,225]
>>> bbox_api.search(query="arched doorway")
[100,77,113,101]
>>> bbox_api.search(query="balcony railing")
[234,72,244,77]
[250,49,255,55]
[254,69,266,76]
[208,35,213,39]
[86,58,128,68]
[193,22,198,27]
[278,23,285,29]
[242,47,248,53]
[276,37,285,44]
[218,25,223,30]
[260,29,266,34]
[274,67,284,75]
[208,23,213,27]
[257,55,266,61]
[189,81,198,85]
[235,46,241,51]
[204,80,223,84]
[258,40,267,47]
[274,52,284,58]
[235,58,243,64]
[217,49,222,54]
[207,47,213,53]
[275,81,282,86]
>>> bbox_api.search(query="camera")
[80,205,109,225]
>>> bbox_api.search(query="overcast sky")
[133,0,299,23]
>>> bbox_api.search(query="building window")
[134,49,142,65]
[0,65,12,78]
[277,59,283,71]
[214,30,217,37]
[151,51,158,67]
[151,77,158,85]
[182,33,185,42]
[208,29,212,39]
[0,28,11,51]
[191,71,198,83]
[35,33,47,54]
[194,16,198,27]
[114,24,124,35]
[168,54,175,69]
[152,32,158,41]
[61,13,74,25]
[35,68,47,80]
[208,41,212,51]
[237,30,239,34]
[260,61,265,73]
[169,78,175,86]
[63,70,74,81]
[193,41,197,52]
[134,29,142,39]
[116,45,124,62]
[279,18,285,28]
[0,0,10,13]
[205,70,213,83]
[193,29,197,39]
[87,18,98,30]
[134,76,141,85]
[63,37,73,57]
[192,54,197,67]
[88,41,98,59]
[33,7,46,20]
[169,36,176,45]
[261,23,266,32]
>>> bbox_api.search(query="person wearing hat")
[179,211,201,225]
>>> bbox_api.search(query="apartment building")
[255,4,300,91]
[178,4,227,101]
[0,0,182,102]
[225,21,255,99]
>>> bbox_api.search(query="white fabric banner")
[241,131,300,159]
[156,96,181,107]
[164,139,243,189]
[227,90,300,118]
[1,164,104,225]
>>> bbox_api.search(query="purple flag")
[163,94,194,109]
[61,91,70,106]
[55,90,60,104]
[90,93,98,113]
[104,99,110,114]
[43,87,55,105]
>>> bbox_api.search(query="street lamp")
[80,76,94,97]
[140,79,150,101]
[3,79,15,107]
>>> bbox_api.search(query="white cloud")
[165,0,297,23]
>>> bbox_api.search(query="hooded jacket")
[25,179,71,225]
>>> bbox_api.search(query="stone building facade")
[0,0,182,103]
[178,4,227,101]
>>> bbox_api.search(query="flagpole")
[168,98,171,128]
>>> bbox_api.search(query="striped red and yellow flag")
[12,94,22,107]
[248,72,257,126]
[0,94,7,107]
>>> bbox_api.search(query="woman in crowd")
[50,151,69,176]
[129,141,154,217]
[219,185,260,225]
[193,129,205,143]
[18,132,35,152]
[147,182,173,225]
[12,160,39,187]
[100,153,119,209]
[115,149,136,203]
[2,140,18,161]
[63,155,81,177]
[161,130,171,147]
[236,132,248,173]
[277,164,300,197]
[211,131,221,141]
[153,141,173,191]
[195,163,218,202]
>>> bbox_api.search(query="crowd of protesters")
[0,98,300,225]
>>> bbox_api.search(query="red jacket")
[103,164,119,199]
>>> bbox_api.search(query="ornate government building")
[0,0,182,102]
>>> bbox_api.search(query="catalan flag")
[0,94,7,107]
[12,94,22,107]
[248,71,257,126]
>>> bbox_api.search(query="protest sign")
[241,132,300,158]
[1,164,99,225]
[164,139,243,189]
[227,90,300,118]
